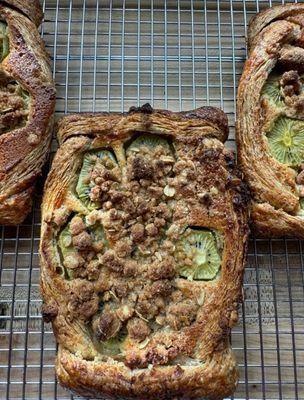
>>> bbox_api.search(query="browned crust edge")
[0,0,43,26]
[56,348,238,400]
[252,203,304,238]
[247,3,304,49]
[56,104,229,145]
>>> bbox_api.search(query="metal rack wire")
[0,1,303,399]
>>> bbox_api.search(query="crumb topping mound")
[56,133,225,368]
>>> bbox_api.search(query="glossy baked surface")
[237,3,304,237]
[40,105,248,399]
[0,1,55,225]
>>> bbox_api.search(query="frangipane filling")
[57,134,223,364]
[261,69,304,213]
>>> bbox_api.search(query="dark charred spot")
[226,175,242,188]
[131,155,154,180]
[93,311,122,341]
[198,192,212,206]
[232,195,242,206]
[224,152,236,169]
[128,103,153,114]
[41,302,58,323]
[183,106,228,139]
[232,182,251,208]
[174,364,184,378]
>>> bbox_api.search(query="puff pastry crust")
[40,105,249,400]
[237,4,304,237]
[1,0,43,26]
[0,1,55,225]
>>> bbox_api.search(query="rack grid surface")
[0,1,303,399]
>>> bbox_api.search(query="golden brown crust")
[0,5,55,225]
[56,104,229,146]
[56,348,238,400]
[252,202,304,238]
[248,3,304,48]
[237,4,304,238]
[0,0,43,26]
[40,106,248,399]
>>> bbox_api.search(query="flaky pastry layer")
[40,105,248,399]
[237,4,304,238]
[0,2,55,224]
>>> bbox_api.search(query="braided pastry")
[237,4,304,237]
[0,0,55,225]
[40,105,248,399]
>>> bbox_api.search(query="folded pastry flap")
[237,19,303,214]
[41,125,247,368]
[248,3,304,49]
[56,106,229,146]
[0,0,43,26]
[252,202,304,238]
[0,6,55,198]
[0,185,33,225]
[56,346,238,400]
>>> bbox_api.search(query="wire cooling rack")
[0,1,303,399]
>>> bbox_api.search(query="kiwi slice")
[19,87,30,109]
[266,117,304,167]
[58,225,77,279]
[89,223,105,242]
[0,21,9,62]
[58,217,106,279]
[177,228,221,280]
[126,134,171,155]
[76,150,117,210]
[261,72,284,107]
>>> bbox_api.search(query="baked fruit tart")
[0,0,55,225]
[237,3,304,237]
[40,105,249,399]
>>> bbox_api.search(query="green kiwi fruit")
[0,21,9,62]
[58,225,77,279]
[266,117,304,167]
[90,223,105,242]
[76,150,117,210]
[58,216,106,279]
[126,134,171,155]
[261,71,284,107]
[177,228,221,280]
[20,89,30,108]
